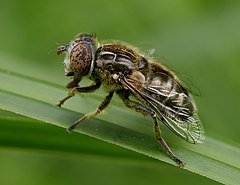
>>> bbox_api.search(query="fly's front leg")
[57,88,76,107]
[154,117,185,168]
[57,81,101,107]
[67,91,114,132]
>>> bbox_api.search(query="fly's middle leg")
[67,91,114,132]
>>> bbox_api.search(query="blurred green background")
[0,0,240,184]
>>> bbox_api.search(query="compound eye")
[69,43,92,76]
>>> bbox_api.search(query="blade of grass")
[0,64,240,184]
[0,114,147,160]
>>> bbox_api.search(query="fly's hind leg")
[67,91,114,132]
[117,89,185,167]
[154,117,185,167]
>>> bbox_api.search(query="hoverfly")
[56,33,204,167]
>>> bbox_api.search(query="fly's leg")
[57,90,75,107]
[57,81,101,107]
[65,78,81,89]
[117,89,185,167]
[116,90,154,116]
[67,91,114,132]
[154,117,185,168]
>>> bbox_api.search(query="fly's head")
[57,33,98,79]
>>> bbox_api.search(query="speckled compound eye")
[69,42,92,76]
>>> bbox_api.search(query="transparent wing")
[121,72,204,144]
[159,112,204,144]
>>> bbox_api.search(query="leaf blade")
[0,89,240,184]
[0,64,240,185]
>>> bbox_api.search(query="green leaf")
[0,57,240,185]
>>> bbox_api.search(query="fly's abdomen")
[146,65,195,123]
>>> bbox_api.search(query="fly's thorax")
[58,33,98,79]
[93,43,151,92]
[95,46,134,75]
[98,43,139,63]
[95,43,149,74]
